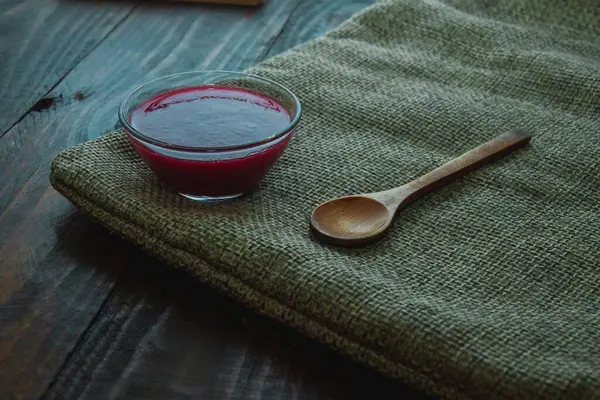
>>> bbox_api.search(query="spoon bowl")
[310,196,392,246]
[310,130,532,247]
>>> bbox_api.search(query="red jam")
[128,85,293,198]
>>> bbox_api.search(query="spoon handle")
[403,129,531,201]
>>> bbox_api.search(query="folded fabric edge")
[49,172,469,400]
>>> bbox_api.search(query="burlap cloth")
[50,0,600,398]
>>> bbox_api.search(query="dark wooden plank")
[0,2,301,399]
[0,0,134,136]
[42,241,431,400]
[0,199,126,400]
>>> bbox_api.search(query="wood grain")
[0,199,125,400]
[42,246,430,400]
[0,0,134,136]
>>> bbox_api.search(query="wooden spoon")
[310,130,532,247]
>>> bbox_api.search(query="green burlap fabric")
[50,0,600,398]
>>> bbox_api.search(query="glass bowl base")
[179,192,244,202]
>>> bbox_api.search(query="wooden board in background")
[174,0,264,5]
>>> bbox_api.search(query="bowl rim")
[118,70,302,153]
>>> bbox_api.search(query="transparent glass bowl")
[119,71,301,201]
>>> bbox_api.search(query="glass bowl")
[119,70,301,201]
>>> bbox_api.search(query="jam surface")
[128,85,293,197]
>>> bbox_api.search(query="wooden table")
[0,1,433,398]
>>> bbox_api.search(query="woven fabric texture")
[50,0,600,399]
